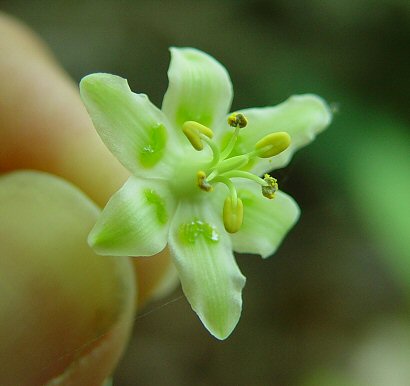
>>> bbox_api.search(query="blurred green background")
[2,0,409,385]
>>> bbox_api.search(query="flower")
[80,47,331,339]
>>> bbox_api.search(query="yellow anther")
[223,196,244,233]
[182,121,214,151]
[197,171,213,192]
[261,174,278,199]
[227,113,248,128]
[255,132,291,158]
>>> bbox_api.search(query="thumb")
[0,171,136,386]
[0,12,175,307]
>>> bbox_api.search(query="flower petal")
[162,48,233,136]
[230,181,300,258]
[80,73,178,178]
[222,94,331,175]
[88,177,176,257]
[168,200,245,340]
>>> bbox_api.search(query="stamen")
[197,171,213,192]
[255,132,291,158]
[206,170,218,181]
[223,196,244,233]
[261,174,278,199]
[220,126,240,160]
[182,121,214,151]
[220,113,248,160]
[211,176,238,205]
[183,121,214,138]
[213,175,243,232]
[200,134,220,168]
[227,113,248,129]
[217,170,267,186]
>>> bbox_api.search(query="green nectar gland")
[181,114,291,233]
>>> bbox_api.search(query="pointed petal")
[223,94,332,175]
[88,177,176,257]
[162,48,233,137]
[230,181,300,258]
[80,73,178,178]
[168,200,245,340]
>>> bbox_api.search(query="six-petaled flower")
[80,47,331,339]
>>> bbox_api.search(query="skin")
[0,171,136,386]
[0,12,173,385]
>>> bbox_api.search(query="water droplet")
[179,219,219,245]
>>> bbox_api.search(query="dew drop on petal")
[178,219,219,245]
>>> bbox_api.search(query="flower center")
[181,113,290,233]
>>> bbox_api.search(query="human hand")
[0,12,173,386]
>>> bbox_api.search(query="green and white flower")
[80,47,331,339]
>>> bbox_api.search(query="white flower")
[80,47,331,339]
